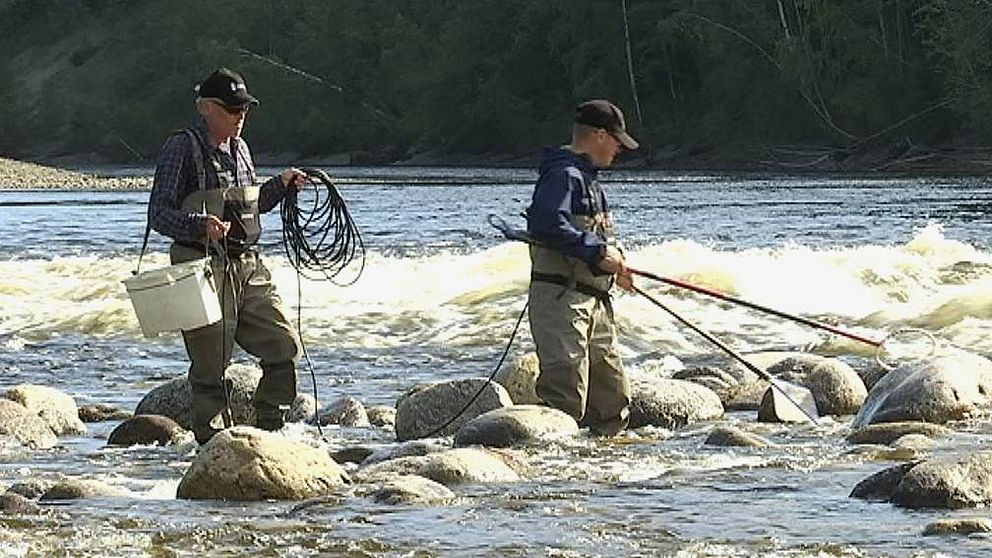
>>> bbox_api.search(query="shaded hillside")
[1,1,991,170]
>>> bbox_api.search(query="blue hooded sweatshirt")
[526,146,608,265]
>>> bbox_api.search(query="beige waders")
[528,212,631,436]
[171,243,300,443]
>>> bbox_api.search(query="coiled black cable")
[280,168,365,440]
[281,168,365,285]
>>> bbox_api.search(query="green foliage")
[0,0,988,161]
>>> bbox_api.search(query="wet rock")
[78,403,130,423]
[923,518,992,536]
[494,352,542,405]
[5,479,52,499]
[0,493,40,515]
[3,385,86,435]
[802,360,867,415]
[852,351,992,427]
[134,376,192,428]
[723,381,770,411]
[847,422,950,445]
[858,363,891,392]
[628,377,724,429]
[704,426,772,448]
[394,379,513,441]
[40,478,127,501]
[765,354,867,415]
[674,365,747,393]
[318,396,371,427]
[329,446,375,464]
[177,427,349,501]
[367,405,396,428]
[364,440,449,466]
[107,414,187,446]
[356,447,521,486]
[371,474,455,505]
[134,365,264,430]
[453,405,579,448]
[850,462,921,501]
[286,393,317,424]
[0,399,58,449]
[851,452,992,509]
[891,434,935,451]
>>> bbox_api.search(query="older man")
[526,99,639,436]
[148,67,306,444]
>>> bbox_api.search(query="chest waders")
[527,172,630,436]
[179,129,261,431]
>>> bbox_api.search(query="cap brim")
[226,91,260,107]
[615,130,639,150]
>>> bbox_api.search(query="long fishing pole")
[628,267,936,368]
[629,267,880,347]
[238,48,399,132]
[488,214,934,369]
[633,285,819,424]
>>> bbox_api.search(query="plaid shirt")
[148,117,285,243]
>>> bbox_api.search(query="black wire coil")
[280,168,365,285]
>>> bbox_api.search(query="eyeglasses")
[208,99,250,116]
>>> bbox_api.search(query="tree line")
[0,0,990,168]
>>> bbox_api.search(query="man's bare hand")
[205,215,231,241]
[280,168,307,191]
[616,269,635,292]
[598,245,625,274]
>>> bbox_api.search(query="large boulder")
[923,518,992,536]
[851,452,992,509]
[0,493,40,515]
[852,351,992,428]
[78,403,130,423]
[846,422,950,445]
[494,352,542,405]
[453,405,579,448]
[356,447,520,486]
[766,354,867,415]
[176,427,349,501]
[286,393,318,424]
[673,365,762,410]
[394,379,513,441]
[134,376,192,427]
[704,425,772,448]
[134,364,264,429]
[318,396,371,427]
[107,415,187,446]
[367,406,396,429]
[3,385,85,435]
[371,475,455,505]
[628,377,724,429]
[40,478,128,500]
[0,399,57,449]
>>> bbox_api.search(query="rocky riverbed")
[0,157,150,190]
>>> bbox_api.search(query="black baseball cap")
[194,67,259,107]
[575,99,639,150]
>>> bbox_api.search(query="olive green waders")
[171,244,301,444]
[528,280,631,436]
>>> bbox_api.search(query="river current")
[2,167,992,557]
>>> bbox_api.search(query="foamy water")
[2,169,992,557]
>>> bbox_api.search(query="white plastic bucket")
[123,257,222,337]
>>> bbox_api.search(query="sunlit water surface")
[2,168,992,556]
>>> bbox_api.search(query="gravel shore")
[0,157,151,190]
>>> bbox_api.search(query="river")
[1,167,991,556]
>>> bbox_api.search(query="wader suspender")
[134,130,210,274]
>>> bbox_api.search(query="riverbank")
[0,157,150,190]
